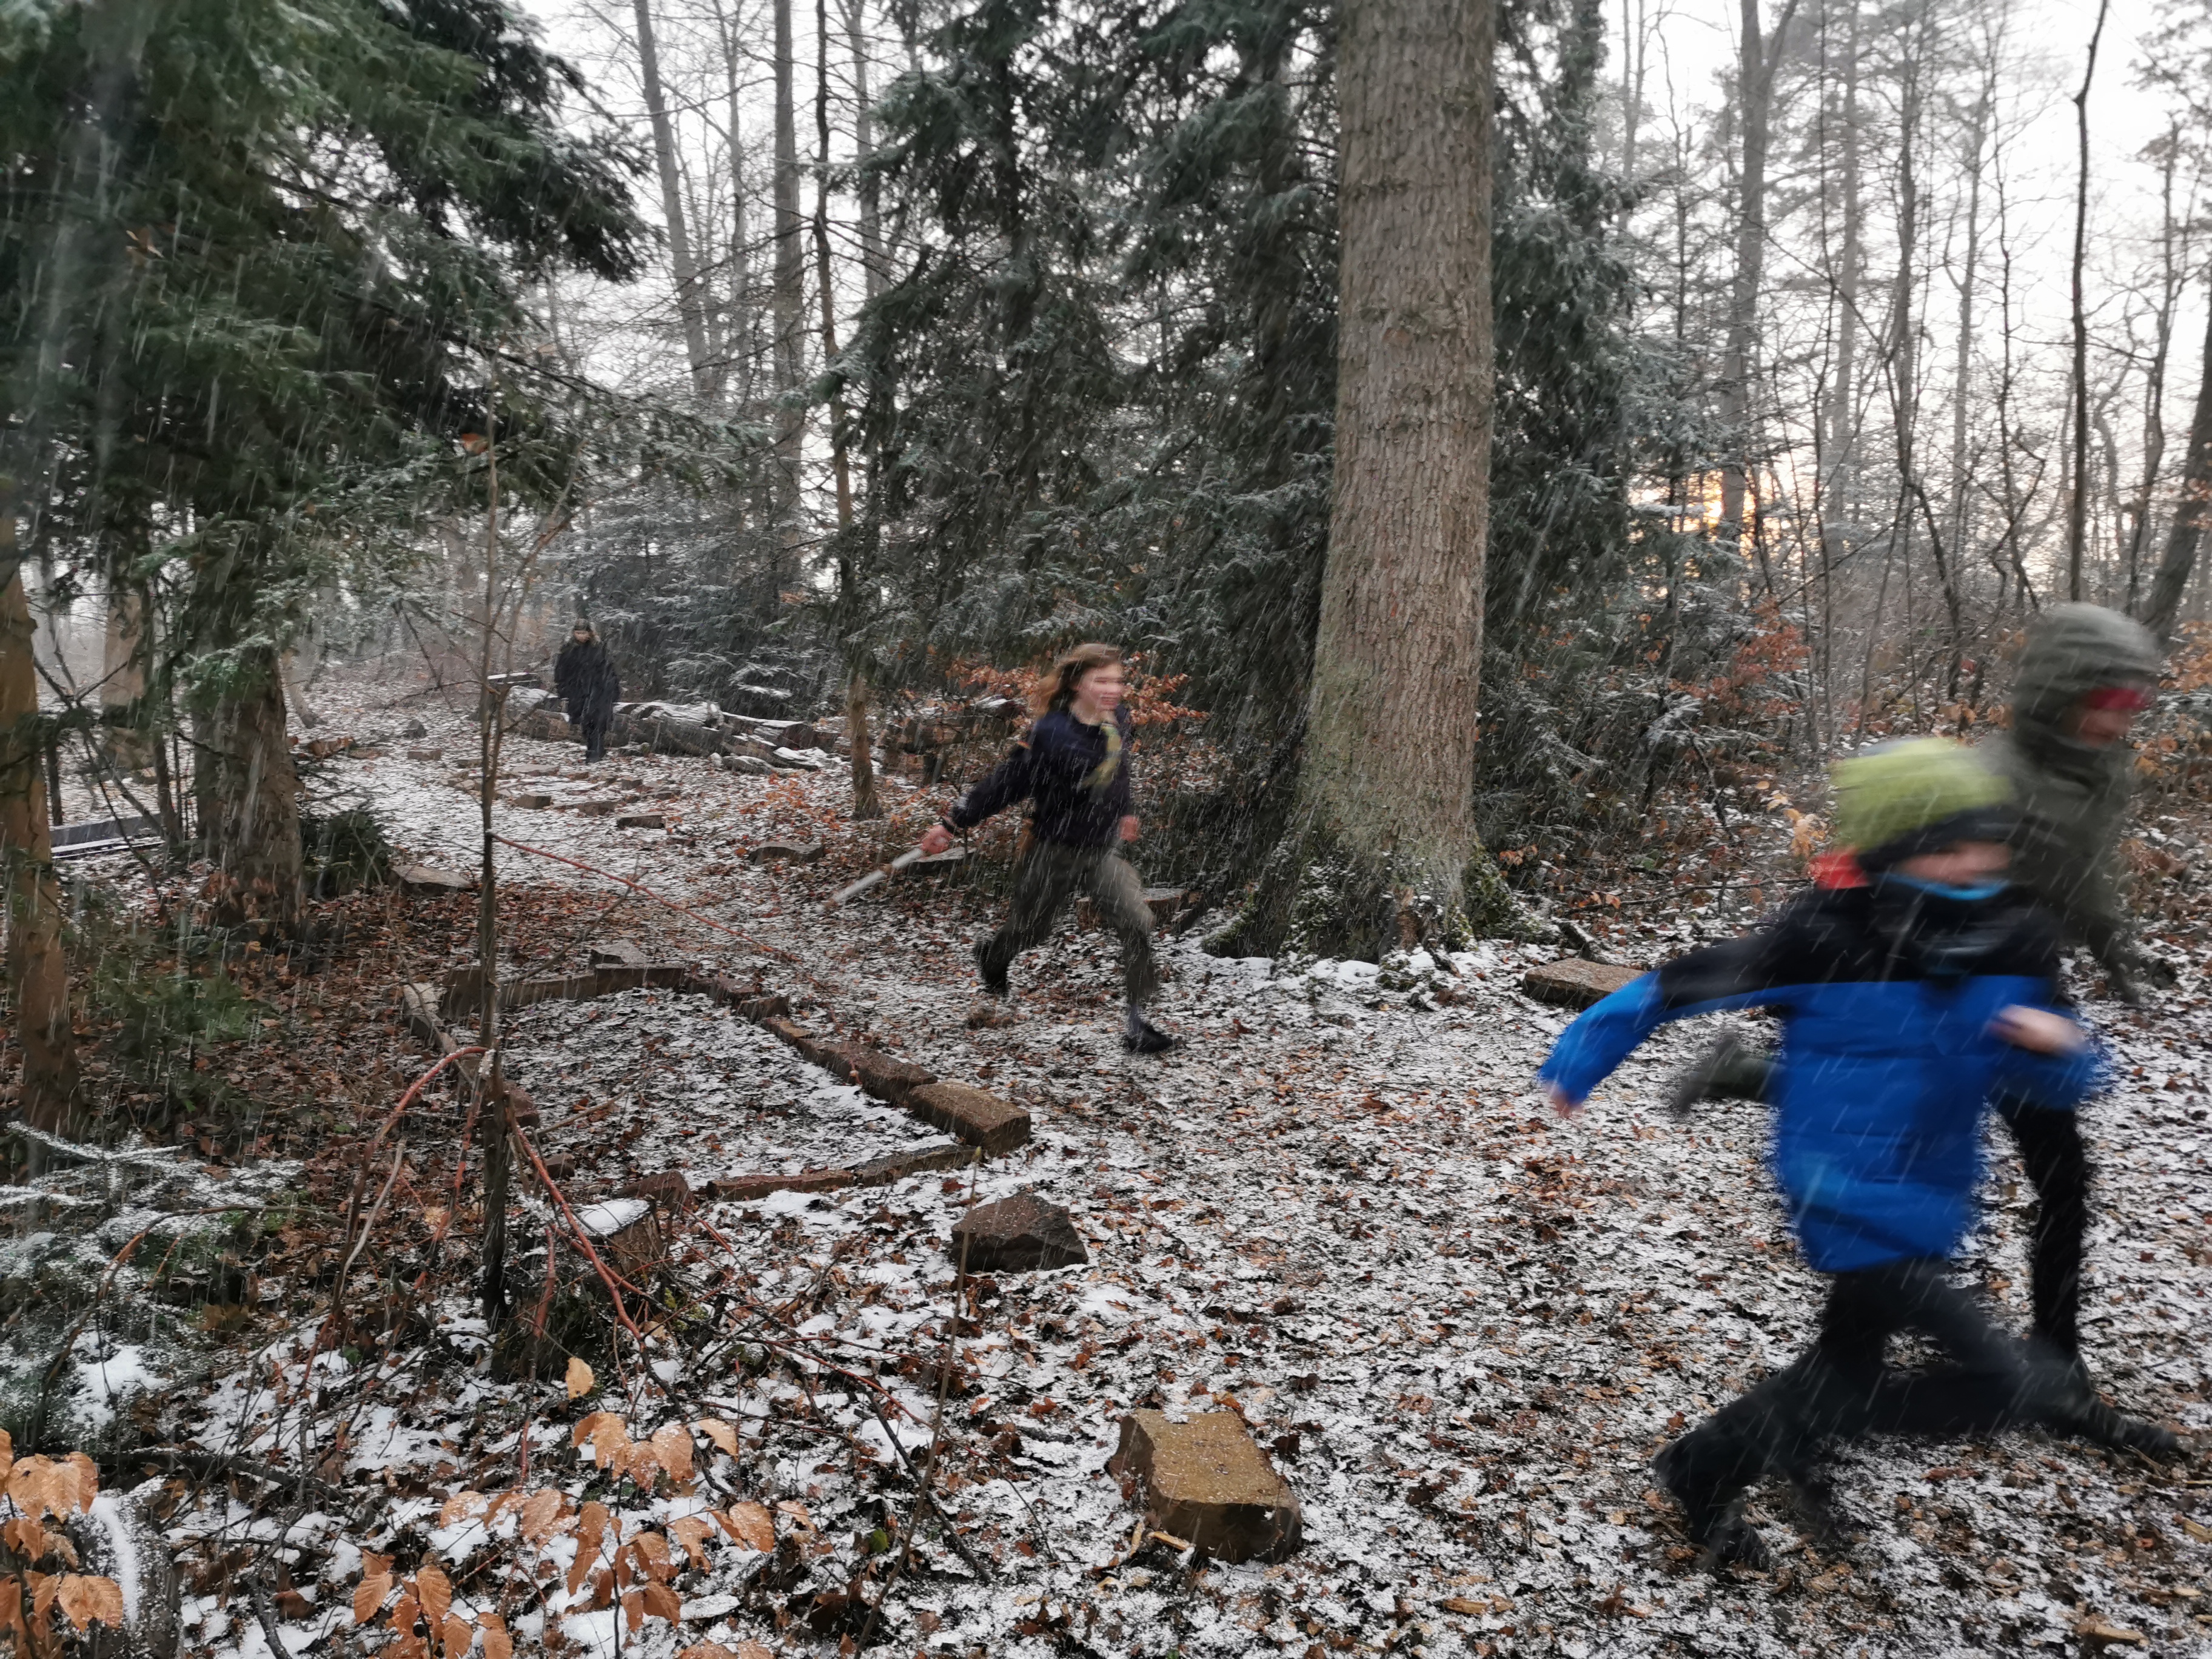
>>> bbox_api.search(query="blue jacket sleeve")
[945,734,1036,831]
[1989,1011,2106,1113]
[1535,930,1798,1103]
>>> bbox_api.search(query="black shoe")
[2059,1393,2183,1460]
[1122,1017,1181,1055]
[973,939,1009,997]
[1666,1033,1774,1117]
[1785,1472,1860,1553]
[1653,1439,1768,1570]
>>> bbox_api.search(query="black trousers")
[1740,1053,2090,1358]
[575,709,612,762]
[1664,1259,2076,1506]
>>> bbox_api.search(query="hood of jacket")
[2008,603,2161,777]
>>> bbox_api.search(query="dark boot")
[1122,1014,1181,1055]
[1667,1033,1775,1116]
[973,938,1010,997]
[1652,1435,1770,1570]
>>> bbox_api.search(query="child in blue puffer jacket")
[1537,739,2173,1568]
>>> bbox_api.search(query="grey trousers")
[980,842,1159,1003]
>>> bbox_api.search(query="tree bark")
[203,654,305,934]
[842,0,885,303]
[2141,280,2212,642]
[101,574,150,768]
[772,0,807,552]
[2066,0,2111,600]
[1718,0,1795,543]
[634,0,714,394]
[0,512,81,1138]
[1213,0,1503,959]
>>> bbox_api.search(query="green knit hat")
[1831,738,2015,868]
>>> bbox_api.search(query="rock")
[394,863,477,895]
[760,1017,843,1071]
[618,1171,694,1213]
[511,708,574,742]
[849,1141,971,1186]
[950,1190,1088,1272]
[301,734,354,759]
[748,840,825,863]
[616,811,667,830]
[407,746,445,761]
[770,746,827,771]
[589,940,648,969]
[1520,957,1643,1010]
[404,718,429,738]
[913,847,965,874]
[906,1082,1030,1155]
[396,982,445,1046]
[837,1045,936,1109]
[719,753,773,775]
[966,997,1017,1030]
[503,791,554,809]
[1108,1411,1302,1564]
[575,1198,662,1284]
[1142,886,1198,925]
[570,799,620,817]
[705,1168,854,1202]
[752,720,820,752]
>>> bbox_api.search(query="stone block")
[571,799,620,817]
[840,1045,936,1108]
[1108,1411,1302,1563]
[848,1142,972,1187]
[705,1168,854,1202]
[616,811,668,830]
[395,863,476,895]
[907,1082,1030,1155]
[1520,958,1642,1010]
[1142,886,1197,925]
[748,840,825,863]
[950,1190,1088,1272]
[407,746,445,761]
[589,940,649,969]
[618,1171,694,1213]
[503,791,554,809]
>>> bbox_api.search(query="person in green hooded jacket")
[1670,603,2170,1429]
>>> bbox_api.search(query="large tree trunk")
[2141,281,2212,642]
[634,0,714,394]
[771,0,806,559]
[1718,0,1791,544]
[842,0,885,303]
[1211,0,1503,960]
[0,517,81,1138]
[203,652,304,935]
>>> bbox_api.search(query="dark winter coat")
[1537,880,2099,1273]
[1979,603,2161,974]
[944,706,1135,850]
[555,636,621,726]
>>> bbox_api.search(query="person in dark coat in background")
[916,642,1180,1053]
[554,621,620,762]
[1671,603,2169,1408]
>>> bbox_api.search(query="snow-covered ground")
[122,671,2212,1658]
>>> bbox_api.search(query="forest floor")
[16,662,2212,1659]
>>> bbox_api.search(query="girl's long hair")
[1034,642,1122,716]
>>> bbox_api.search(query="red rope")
[364,1045,487,1163]
[489,834,802,965]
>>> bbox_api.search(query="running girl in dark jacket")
[916,643,1180,1053]
[1538,740,2171,1568]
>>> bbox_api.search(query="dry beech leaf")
[414,1565,452,1631]
[437,1491,486,1529]
[648,1424,694,1484]
[519,1489,568,1544]
[0,1427,13,1486]
[56,1576,126,1632]
[667,1516,712,1572]
[363,1553,394,1578]
[28,1571,59,1629]
[568,1503,612,1598]
[390,1589,421,1638]
[714,1503,775,1552]
[565,1357,594,1399]
[635,1582,682,1625]
[355,1573,395,1624]
[692,1419,740,1458]
[62,1456,95,1513]
[441,1613,474,1657]
[574,1413,631,1468]
[736,1644,774,1659]
[5,1517,49,1563]
[676,1646,737,1659]
[629,1532,672,1582]
[480,1614,513,1659]
[774,1499,813,1529]
[0,1574,27,1649]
